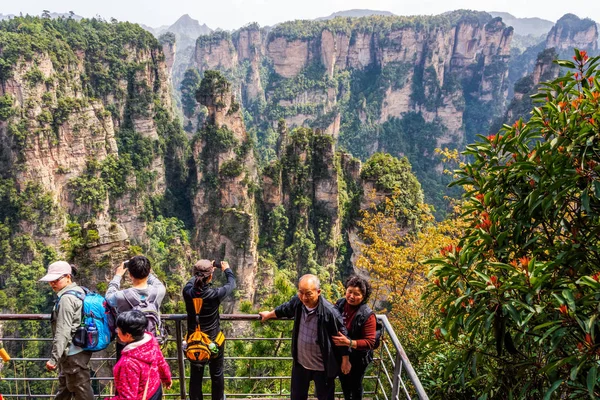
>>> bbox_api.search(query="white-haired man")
[259,274,351,400]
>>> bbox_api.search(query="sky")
[2,0,600,30]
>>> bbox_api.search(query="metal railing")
[0,314,427,399]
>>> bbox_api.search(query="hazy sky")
[3,0,600,30]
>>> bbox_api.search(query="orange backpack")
[185,298,225,364]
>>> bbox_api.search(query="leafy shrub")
[425,50,600,399]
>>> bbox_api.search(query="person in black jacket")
[183,259,236,400]
[259,274,351,400]
[331,275,377,400]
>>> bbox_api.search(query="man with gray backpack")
[106,255,166,359]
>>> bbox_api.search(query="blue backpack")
[60,287,115,352]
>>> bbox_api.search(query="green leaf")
[562,289,577,312]
[543,379,563,400]
[587,366,597,397]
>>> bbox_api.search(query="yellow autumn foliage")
[356,191,468,345]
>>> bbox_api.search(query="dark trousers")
[55,351,94,400]
[291,362,335,400]
[149,385,163,400]
[189,344,225,400]
[339,357,369,400]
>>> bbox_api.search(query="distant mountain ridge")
[316,9,396,20]
[489,11,554,37]
[160,14,211,39]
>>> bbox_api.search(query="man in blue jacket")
[259,274,350,400]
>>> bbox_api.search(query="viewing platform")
[0,314,427,399]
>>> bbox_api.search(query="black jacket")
[275,295,349,378]
[335,298,375,367]
[183,269,236,339]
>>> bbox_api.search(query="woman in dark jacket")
[183,260,236,400]
[331,275,377,400]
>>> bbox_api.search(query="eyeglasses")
[50,275,67,284]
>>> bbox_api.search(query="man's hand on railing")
[258,310,276,321]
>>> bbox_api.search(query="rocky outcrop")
[546,14,598,52]
[191,72,259,307]
[0,22,175,277]
[188,12,512,144]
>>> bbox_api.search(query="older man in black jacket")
[259,274,350,400]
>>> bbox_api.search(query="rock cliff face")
[0,19,180,284]
[546,14,599,52]
[190,72,259,307]
[189,12,512,147]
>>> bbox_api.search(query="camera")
[212,260,222,269]
[123,260,130,269]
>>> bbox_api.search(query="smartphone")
[123,260,130,269]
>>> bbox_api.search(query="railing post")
[391,351,402,400]
[175,319,187,399]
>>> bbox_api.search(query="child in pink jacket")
[112,310,172,400]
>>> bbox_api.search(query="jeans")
[189,343,225,400]
[55,351,94,400]
[290,362,335,400]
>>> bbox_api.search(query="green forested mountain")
[182,11,514,216]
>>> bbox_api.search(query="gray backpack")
[123,290,167,344]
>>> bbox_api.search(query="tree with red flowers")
[424,50,600,398]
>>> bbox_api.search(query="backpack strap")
[122,289,142,308]
[193,298,203,332]
[55,289,86,324]
[62,290,86,302]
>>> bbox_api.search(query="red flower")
[434,328,442,340]
[558,101,568,109]
[440,306,446,314]
[488,275,499,287]
[578,342,585,352]
[559,304,568,315]
[580,50,589,61]
[592,272,600,282]
[519,256,530,269]
[475,193,485,203]
[440,245,452,257]
[586,333,593,345]
[434,278,441,287]
[468,298,475,307]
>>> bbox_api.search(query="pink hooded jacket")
[112,333,171,399]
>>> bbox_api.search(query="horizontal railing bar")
[0,314,284,321]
